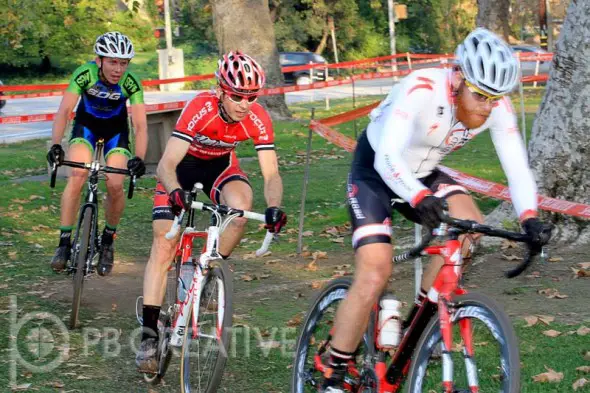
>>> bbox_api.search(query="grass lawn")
[2,88,588,392]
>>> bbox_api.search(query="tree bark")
[211,0,291,119]
[476,0,511,40]
[528,0,590,244]
[314,21,329,55]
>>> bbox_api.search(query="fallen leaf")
[538,288,568,299]
[300,251,312,258]
[331,237,345,243]
[310,281,322,289]
[538,315,555,325]
[585,351,590,361]
[573,378,588,391]
[532,366,564,382]
[578,262,590,269]
[11,383,31,391]
[542,329,561,337]
[285,228,297,235]
[305,261,318,272]
[325,227,339,236]
[242,252,257,260]
[258,273,271,279]
[258,340,281,349]
[76,375,91,380]
[264,259,282,265]
[502,254,522,261]
[548,256,563,262]
[0,284,8,289]
[8,251,17,260]
[111,304,118,312]
[46,381,65,388]
[312,251,328,260]
[302,231,314,237]
[286,314,303,327]
[576,366,590,373]
[501,240,517,250]
[241,275,254,282]
[577,326,590,336]
[525,271,541,278]
[524,315,539,327]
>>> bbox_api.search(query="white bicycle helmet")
[94,32,135,60]
[455,28,518,96]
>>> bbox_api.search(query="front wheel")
[69,206,93,330]
[180,262,233,393]
[405,292,520,393]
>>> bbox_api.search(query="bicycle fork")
[170,266,206,347]
[431,239,479,393]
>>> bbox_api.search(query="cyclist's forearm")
[51,111,69,145]
[157,162,181,193]
[264,173,283,207]
[133,125,148,159]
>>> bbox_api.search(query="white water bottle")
[378,294,401,348]
[177,261,194,303]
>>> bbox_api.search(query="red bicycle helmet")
[217,51,265,95]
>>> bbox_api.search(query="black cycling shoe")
[50,245,71,272]
[97,243,114,276]
[136,337,158,374]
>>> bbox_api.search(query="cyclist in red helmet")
[136,51,287,373]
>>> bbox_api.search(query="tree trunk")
[476,0,511,40]
[314,22,329,55]
[211,0,291,119]
[528,0,590,244]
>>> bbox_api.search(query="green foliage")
[0,0,157,70]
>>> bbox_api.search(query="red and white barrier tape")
[309,108,590,219]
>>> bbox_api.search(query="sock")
[142,305,161,341]
[321,347,355,388]
[101,224,117,246]
[58,226,73,247]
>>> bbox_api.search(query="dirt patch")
[46,244,590,325]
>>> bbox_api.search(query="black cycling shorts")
[69,122,131,159]
[152,151,250,221]
[347,131,468,249]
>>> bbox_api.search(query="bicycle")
[135,182,275,392]
[49,138,136,330]
[291,214,552,393]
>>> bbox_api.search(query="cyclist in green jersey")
[47,32,148,276]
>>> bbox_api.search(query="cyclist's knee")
[67,169,88,189]
[105,180,124,198]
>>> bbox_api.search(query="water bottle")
[378,294,401,348]
[177,261,195,303]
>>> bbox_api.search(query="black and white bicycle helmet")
[94,32,135,60]
[455,27,518,96]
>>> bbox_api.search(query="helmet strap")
[217,94,238,124]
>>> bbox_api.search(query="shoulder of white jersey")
[400,68,448,93]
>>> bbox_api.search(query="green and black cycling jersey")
[66,61,144,137]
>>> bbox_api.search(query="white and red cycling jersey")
[366,68,537,220]
[172,92,275,159]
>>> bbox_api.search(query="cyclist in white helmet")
[318,27,547,392]
[47,31,148,277]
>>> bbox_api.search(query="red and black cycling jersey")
[171,92,275,160]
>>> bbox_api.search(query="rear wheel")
[291,277,376,393]
[69,206,93,330]
[405,292,520,393]
[180,262,233,393]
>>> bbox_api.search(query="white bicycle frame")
[164,201,274,348]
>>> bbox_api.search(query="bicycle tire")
[180,261,233,393]
[405,292,520,393]
[143,256,181,385]
[291,277,376,393]
[69,206,93,330]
